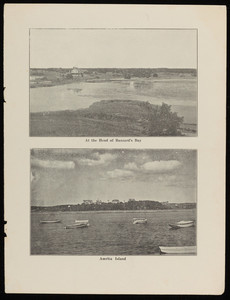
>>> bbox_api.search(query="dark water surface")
[31,209,196,255]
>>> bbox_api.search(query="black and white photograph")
[5,4,226,294]
[31,149,197,256]
[30,29,197,137]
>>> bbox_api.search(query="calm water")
[30,79,197,124]
[31,209,196,255]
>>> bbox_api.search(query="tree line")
[31,201,196,212]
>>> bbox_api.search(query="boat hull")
[65,223,89,229]
[177,220,194,225]
[40,220,61,224]
[75,220,89,224]
[159,246,196,254]
[133,218,147,224]
[169,223,194,229]
[169,220,195,229]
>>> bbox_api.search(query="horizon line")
[30,67,197,70]
[31,202,196,207]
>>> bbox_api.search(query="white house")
[83,200,93,205]
[71,67,83,77]
[112,199,120,204]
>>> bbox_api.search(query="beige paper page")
[4,4,226,294]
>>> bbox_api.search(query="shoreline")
[31,208,196,214]
[30,99,197,137]
[30,76,197,89]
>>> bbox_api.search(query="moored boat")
[169,220,195,229]
[177,220,194,225]
[75,220,89,224]
[65,223,89,229]
[133,218,147,224]
[40,220,61,224]
[159,246,196,255]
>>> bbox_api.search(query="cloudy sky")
[31,149,197,206]
[30,29,197,68]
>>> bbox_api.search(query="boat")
[159,246,196,255]
[133,218,147,224]
[40,220,61,224]
[177,220,194,224]
[75,220,89,224]
[65,223,90,229]
[67,88,82,93]
[169,220,195,229]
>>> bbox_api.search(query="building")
[111,199,120,204]
[128,198,136,202]
[71,67,83,78]
[83,200,93,205]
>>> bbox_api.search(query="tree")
[66,73,73,79]
[124,73,131,79]
[147,103,184,136]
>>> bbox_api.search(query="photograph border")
[29,28,198,138]
[30,147,198,257]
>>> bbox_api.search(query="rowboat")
[40,220,61,224]
[65,223,89,229]
[177,220,194,225]
[133,218,147,224]
[159,246,196,255]
[75,220,89,224]
[169,220,195,229]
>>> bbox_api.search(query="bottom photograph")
[31,149,197,256]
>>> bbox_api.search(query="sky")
[31,149,197,206]
[30,29,197,69]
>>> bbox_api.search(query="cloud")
[124,162,138,170]
[141,160,181,173]
[78,153,116,166]
[107,169,133,179]
[31,158,75,169]
[104,160,181,181]
[158,175,176,182]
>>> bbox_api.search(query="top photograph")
[29,29,197,137]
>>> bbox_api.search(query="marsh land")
[30,68,197,136]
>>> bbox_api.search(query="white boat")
[177,220,194,225]
[65,223,89,229]
[40,220,61,224]
[169,220,195,229]
[133,218,147,224]
[159,246,196,255]
[75,220,89,224]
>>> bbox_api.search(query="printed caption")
[85,138,141,143]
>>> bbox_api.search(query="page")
[4,4,226,294]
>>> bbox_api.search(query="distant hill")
[31,201,196,212]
